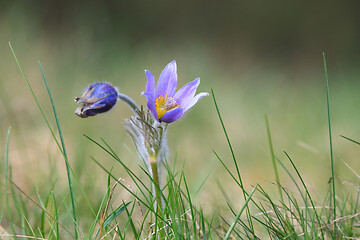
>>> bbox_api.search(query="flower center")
[155,94,180,120]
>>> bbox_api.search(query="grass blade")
[8,43,78,238]
[38,61,78,238]
[265,115,283,201]
[183,172,197,239]
[4,127,16,237]
[323,53,336,235]
[103,202,132,229]
[211,89,255,236]
[8,42,63,155]
[52,192,60,240]
[224,184,258,240]
[284,151,324,238]
[211,89,243,187]
[8,179,74,238]
[340,135,360,145]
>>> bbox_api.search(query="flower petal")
[145,70,155,97]
[156,60,177,97]
[182,92,209,112]
[173,78,200,107]
[142,92,159,121]
[160,107,183,123]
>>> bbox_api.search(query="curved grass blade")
[211,89,255,236]
[211,89,243,188]
[8,43,78,238]
[8,43,63,156]
[38,61,78,238]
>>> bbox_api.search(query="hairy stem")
[150,156,164,238]
[117,93,139,113]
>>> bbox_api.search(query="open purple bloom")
[142,60,209,123]
[75,82,118,118]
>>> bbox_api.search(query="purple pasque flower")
[142,60,209,123]
[75,82,118,118]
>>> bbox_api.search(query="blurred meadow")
[1,1,360,238]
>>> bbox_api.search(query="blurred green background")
[1,0,359,218]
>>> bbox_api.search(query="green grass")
[1,44,360,239]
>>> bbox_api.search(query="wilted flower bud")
[74,82,118,118]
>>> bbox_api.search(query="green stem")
[265,115,283,202]
[117,93,139,113]
[150,157,164,239]
[38,62,78,238]
[323,53,336,236]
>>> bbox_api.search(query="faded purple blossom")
[142,60,209,123]
[75,82,118,118]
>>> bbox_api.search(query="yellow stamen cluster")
[155,94,180,120]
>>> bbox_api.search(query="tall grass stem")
[265,115,283,201]
[224,184,258,240]
[38,61,78,238]
[211,89,255,237]
[323,53,336,234]
[8,42,64,155]
[4,128,16,237]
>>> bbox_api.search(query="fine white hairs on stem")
[124,107,169,210]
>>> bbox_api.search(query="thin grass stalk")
[265,115,283,202]
[211,89,256,236]
[92,154,171,236]
[89,184,111,238]
[284,151,324,238]
[97,137,174,224]
[11,45,99,231]
[224,184,258,240]
[38,61,78,239]
[340,135,360,145]
[8,43,64,156]
[207,210,216,239]
[86,138,164,217]
[211,89,243,187]
[100,138,152,203]
[200,208,205,238]
[8,43,78,237]
[123,201,138,239]
[323,53,336,235]
[51,192,60,240]
[183,172,197,239]
[39,186,53,237]
[215,150,279,237]
[4,127,16,238]
[220,216,243,239]
[8,178,74,238]
[8,166,25,237]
